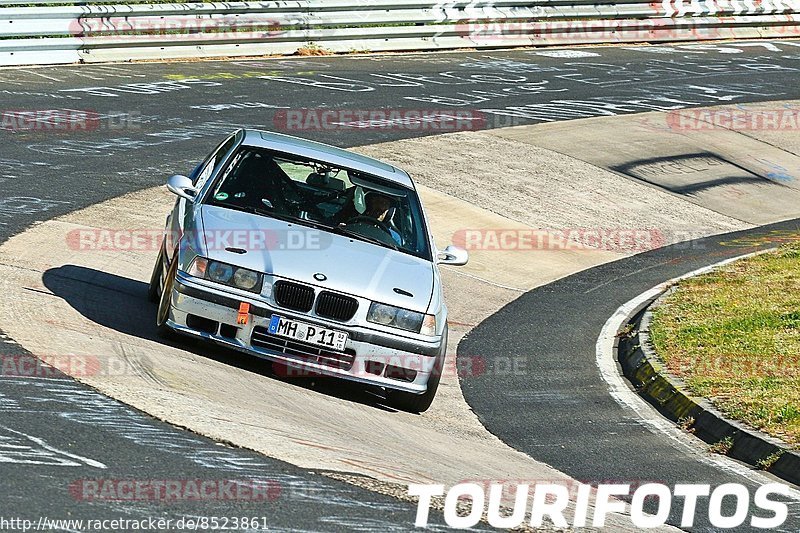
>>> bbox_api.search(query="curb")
[615,285,800,488]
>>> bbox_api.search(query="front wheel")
[155,250,178,338]
[147,241,166,303]
[386,325,447,413]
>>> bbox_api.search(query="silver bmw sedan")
[149,129,468,412]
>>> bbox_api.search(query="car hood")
[198,205,434,312]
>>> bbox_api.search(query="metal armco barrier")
[1,0,799,66]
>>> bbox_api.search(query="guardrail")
[1,0,799,66]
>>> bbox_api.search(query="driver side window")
[193,134,236,189]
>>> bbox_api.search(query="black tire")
[147,241,166,303]
[386,325,447,413]
[155,250,178,338]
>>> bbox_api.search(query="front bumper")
[166,273,443,394]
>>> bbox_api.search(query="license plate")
[267,314,349,352]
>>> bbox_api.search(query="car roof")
[241,129,414,189]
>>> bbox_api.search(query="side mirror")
[436,245,469,266]
[167,174,198,202]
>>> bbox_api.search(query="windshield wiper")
[334,224,400,252]
[221,204,332,231]
[263,210,332,230]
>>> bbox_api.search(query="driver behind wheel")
[217,153,294,213]
[364,192,402,245]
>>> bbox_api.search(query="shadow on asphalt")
[41,264,397,413]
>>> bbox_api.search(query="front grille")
[274,281,315,312]
[315,291,359,322]
[251,326,356,370]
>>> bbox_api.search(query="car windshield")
[206,147,431,260]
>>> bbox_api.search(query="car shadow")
[41,264,397,412]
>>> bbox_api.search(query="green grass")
[649,241,800,448]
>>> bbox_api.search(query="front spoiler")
[167,276,445,394]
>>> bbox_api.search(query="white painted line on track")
[595,249,800,500]
[18,70,62,82]
[0,425,107,469]
[443,266,526,292]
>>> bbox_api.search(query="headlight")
[233,268,259,291]
[369,303,397,325]
[187,257,262,294]
[208,262,233,283]
[395,308,422,331]
[367,302,435,334]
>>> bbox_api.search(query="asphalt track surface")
[0,369,470,531]
[1,41,800,530]
[459,219,800,532]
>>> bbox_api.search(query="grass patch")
[757,450,784,470]
[295,42,333,56]
[709,436,734,455]
[649,240,800,448]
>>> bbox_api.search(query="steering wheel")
[345,215,393,235]
[243,171,300,213]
